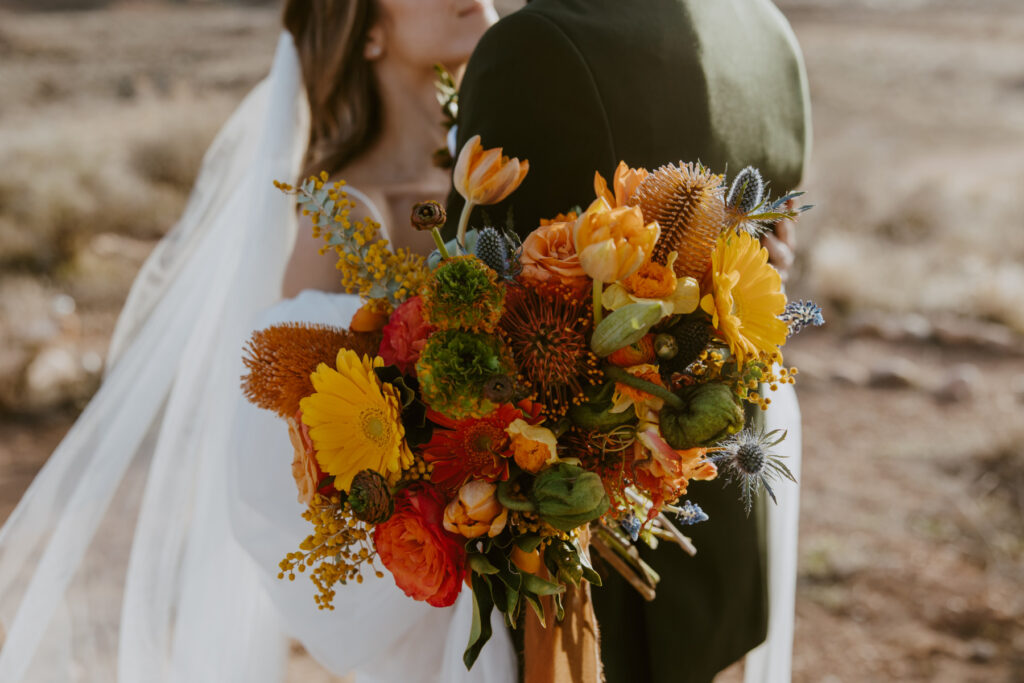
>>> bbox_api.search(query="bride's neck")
[350,60,445,187]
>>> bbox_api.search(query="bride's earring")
[364,27,385,61]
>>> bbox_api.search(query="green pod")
[531,463,610,532]
[590,302,663,357]
[659,383,745,449]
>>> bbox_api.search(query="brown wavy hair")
[283,0,382,179]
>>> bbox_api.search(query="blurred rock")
[848,311,932,343]
[931,317,1021,355]
[868,358,924,389]
[22,344,100,412]
[830,363,869,386]
[1012,375,1024,405]
[933,363,981,404]
[966,639,997,664]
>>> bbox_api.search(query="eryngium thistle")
[347,469,394,524]
[629,162,726,280]
[472,226,523,280]
[710,427,795,514]
[725,166,765,214]
[242,324,382,418]
[780,299,825,335]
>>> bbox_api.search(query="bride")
[0,1,514,681]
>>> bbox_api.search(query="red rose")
[373,484,465,607]
[378,296,435,375]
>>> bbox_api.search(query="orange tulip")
[573,197,660,284]
[453,135,529,245]
[594,161,649,208]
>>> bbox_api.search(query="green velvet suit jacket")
[444,1,810,680]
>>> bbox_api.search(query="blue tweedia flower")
[779,299,824,335]
[619,512,642,541]
[710,426,796,514]
[673,500,709,526]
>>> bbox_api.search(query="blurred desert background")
[1,0,1022,681]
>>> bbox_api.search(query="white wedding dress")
[0,33,513,683]
[0,30,799,683]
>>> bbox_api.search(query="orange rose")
[287,412,322,504]
[520,221,589,293]
[373,484,466,607]
[443,480,508,539]
[573,197,660,283]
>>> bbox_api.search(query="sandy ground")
[1,2,1022,682]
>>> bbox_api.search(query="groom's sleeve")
[443,11,618,240]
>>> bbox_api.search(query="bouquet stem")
[430,228,451,260]
[456,201,475,248]
[592,279,603,326]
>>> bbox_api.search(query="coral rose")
[443,480,508,539]
[287,412,322,505]
[520,221,589,294]
[373,484,466,607]
[378,296,435,375]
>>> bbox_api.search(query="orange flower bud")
[349,303,389,333]
[443,481,508,539]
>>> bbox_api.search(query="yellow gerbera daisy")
[700,231,788,365]
[300,349,412,493]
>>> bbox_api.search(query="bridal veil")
[0,33,513,683]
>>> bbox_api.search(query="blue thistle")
[472,226,522,281]
[673,500,709,526]
[710,427,796,514]
[726,166,765,213]
[779,299,824,335]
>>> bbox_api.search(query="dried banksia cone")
[347,470,394,524]
[629,162,726,280]
[242,323,382,418]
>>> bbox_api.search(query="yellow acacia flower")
[300,349,413,493]
[699,231,788,365]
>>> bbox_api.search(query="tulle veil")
[0,32,515,683]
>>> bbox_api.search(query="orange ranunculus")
[520,220,589,293]
[443,480,508,539]
[601,252,700,318]
[349,303,390,333]
[374,484,465,607]
[573,197,660,283]
[453,135,529,207]
[594,161,649,208]
[287,412,322,505]
[505,419,559,473]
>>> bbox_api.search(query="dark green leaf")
[514,534,543,553]
[522,573,565,597]
[467,554,500,576]
[463,575,494,670]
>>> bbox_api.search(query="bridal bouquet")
[241,137,821,667]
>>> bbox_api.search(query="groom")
[445,0,810,680]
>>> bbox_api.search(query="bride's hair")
[283,0,382,179]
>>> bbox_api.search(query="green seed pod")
[531,463,610,532]
[659,383,744,449]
